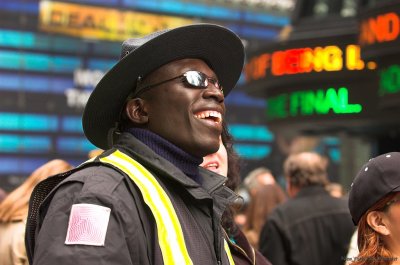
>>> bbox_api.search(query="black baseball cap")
[348,152,400,225]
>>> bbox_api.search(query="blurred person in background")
[201,124,272,265]
[0,188,7,202]
[348,152,400,265]
[235,167,278,229]
[244,167,277,192]
[88,149,103,159]
[0,159,73,265]
[326,182,345,198]
[243,181,286,248]
[233,191,249,229]
[259,152,354,265]
[345,229,359,265]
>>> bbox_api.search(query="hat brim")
[350,184,400,225]
[83,24,245,149]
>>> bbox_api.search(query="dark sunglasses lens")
[185,71,207,88]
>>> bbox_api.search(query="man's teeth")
[194,111,222,123]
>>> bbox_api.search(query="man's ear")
[125,98,149,124]
[367,211,391,236]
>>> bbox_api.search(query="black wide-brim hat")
[83,23,245,149]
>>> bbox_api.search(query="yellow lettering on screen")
[244,43,371,82]
[323,46,342,71]
[346,45,365,70]
[311,47,324,72]
[270,45,344,75]
[39,1,194,41]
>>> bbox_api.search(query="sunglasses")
[135,70,223,96]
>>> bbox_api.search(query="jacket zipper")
[215,222,222,265]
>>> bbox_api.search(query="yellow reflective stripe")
[224,239,235,265]
[100,150,193,265]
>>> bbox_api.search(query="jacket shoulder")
[65,163,127,196]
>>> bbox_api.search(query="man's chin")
[193,144,220,158]
[174,136,220,157]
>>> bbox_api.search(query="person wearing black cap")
[348,152,400,265]
[25,24,244,265]
[258,152,354,265]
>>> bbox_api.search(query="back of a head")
[244,167,274,191]
[0,159,73,222]
[284,152,328,188]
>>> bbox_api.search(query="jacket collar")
[126,128,202,183]
[295,185,329,199]
[114,132,237,203]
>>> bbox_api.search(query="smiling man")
[26,24,244,265]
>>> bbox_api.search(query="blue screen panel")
[243,12,289,26]
[0,30,35,48]
[0,50,82,73]
[0,157,49,174]
[64,0,118,5]
[229,124,274,142]
[0,1,38,14]
[235,144,272,160]
[122,0,288,26]
[61,116,84,133]
[329,148,341,162]
[158,1,240,20]
[0,29,89,53]
[0,134,51,153]
[92,42,121,57]
[88,59,117,71]
[0,113,58,132]
[0,73,73,93]
[57,137,96,153]
[237,26,279,39]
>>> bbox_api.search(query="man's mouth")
[194,110,222,124]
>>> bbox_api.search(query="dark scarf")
[127,128,203,183]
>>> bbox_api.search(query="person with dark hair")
[26,24,244,265]
[348,152,400,265]
[259,152,354,265]
[201,124,271,265]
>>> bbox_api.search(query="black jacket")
[227,226,272,265]
[27,133,238,265]
[259,185,354,265]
